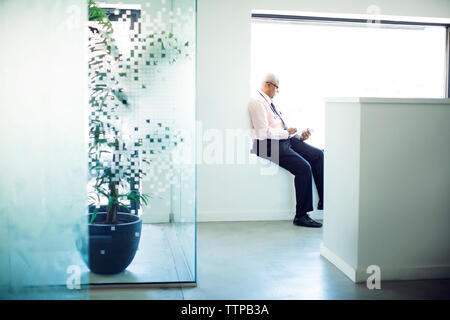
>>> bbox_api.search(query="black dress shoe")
[317,200,323,210]
[293,215,322,228]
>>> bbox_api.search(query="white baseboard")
[320,243,357,282]
[142,209,323,223]
[198,210,323,222]
[320,244,450,283]
[355,265,450,283]
[142,211,170,224]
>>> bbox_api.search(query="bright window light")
[251,19,447,149]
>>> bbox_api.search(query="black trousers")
[252,136,324,217]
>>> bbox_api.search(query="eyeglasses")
[266,82,279,90]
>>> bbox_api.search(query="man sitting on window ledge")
[248,73,324,228]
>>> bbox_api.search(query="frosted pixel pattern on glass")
[84,0,196,284]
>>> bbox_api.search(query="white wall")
[320,101,362,272]
[357,99,450,281]
[320,98,450,282]
[196,0,450,221]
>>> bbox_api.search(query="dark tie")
[270,103,288,130]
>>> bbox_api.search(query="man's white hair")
[261,73,279,87]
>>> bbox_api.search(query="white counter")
[320,97,450,283]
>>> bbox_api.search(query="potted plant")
[75,0,189,275]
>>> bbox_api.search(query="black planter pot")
[76,212,142,275]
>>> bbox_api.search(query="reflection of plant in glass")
[87,0,188,224]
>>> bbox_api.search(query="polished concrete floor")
[4,221,450,300]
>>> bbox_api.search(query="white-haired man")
[248,73,324,228]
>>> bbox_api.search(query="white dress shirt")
[248,90,289,140]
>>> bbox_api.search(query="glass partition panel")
[0,0,88,299]
[84,0,196,285]
[0,0,196,298]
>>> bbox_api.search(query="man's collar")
[257,89,272,104]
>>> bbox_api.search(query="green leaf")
[90,207,99,224]
[118,203,131,213]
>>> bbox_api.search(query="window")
[251,15,448,149]
[98,4,142,60]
